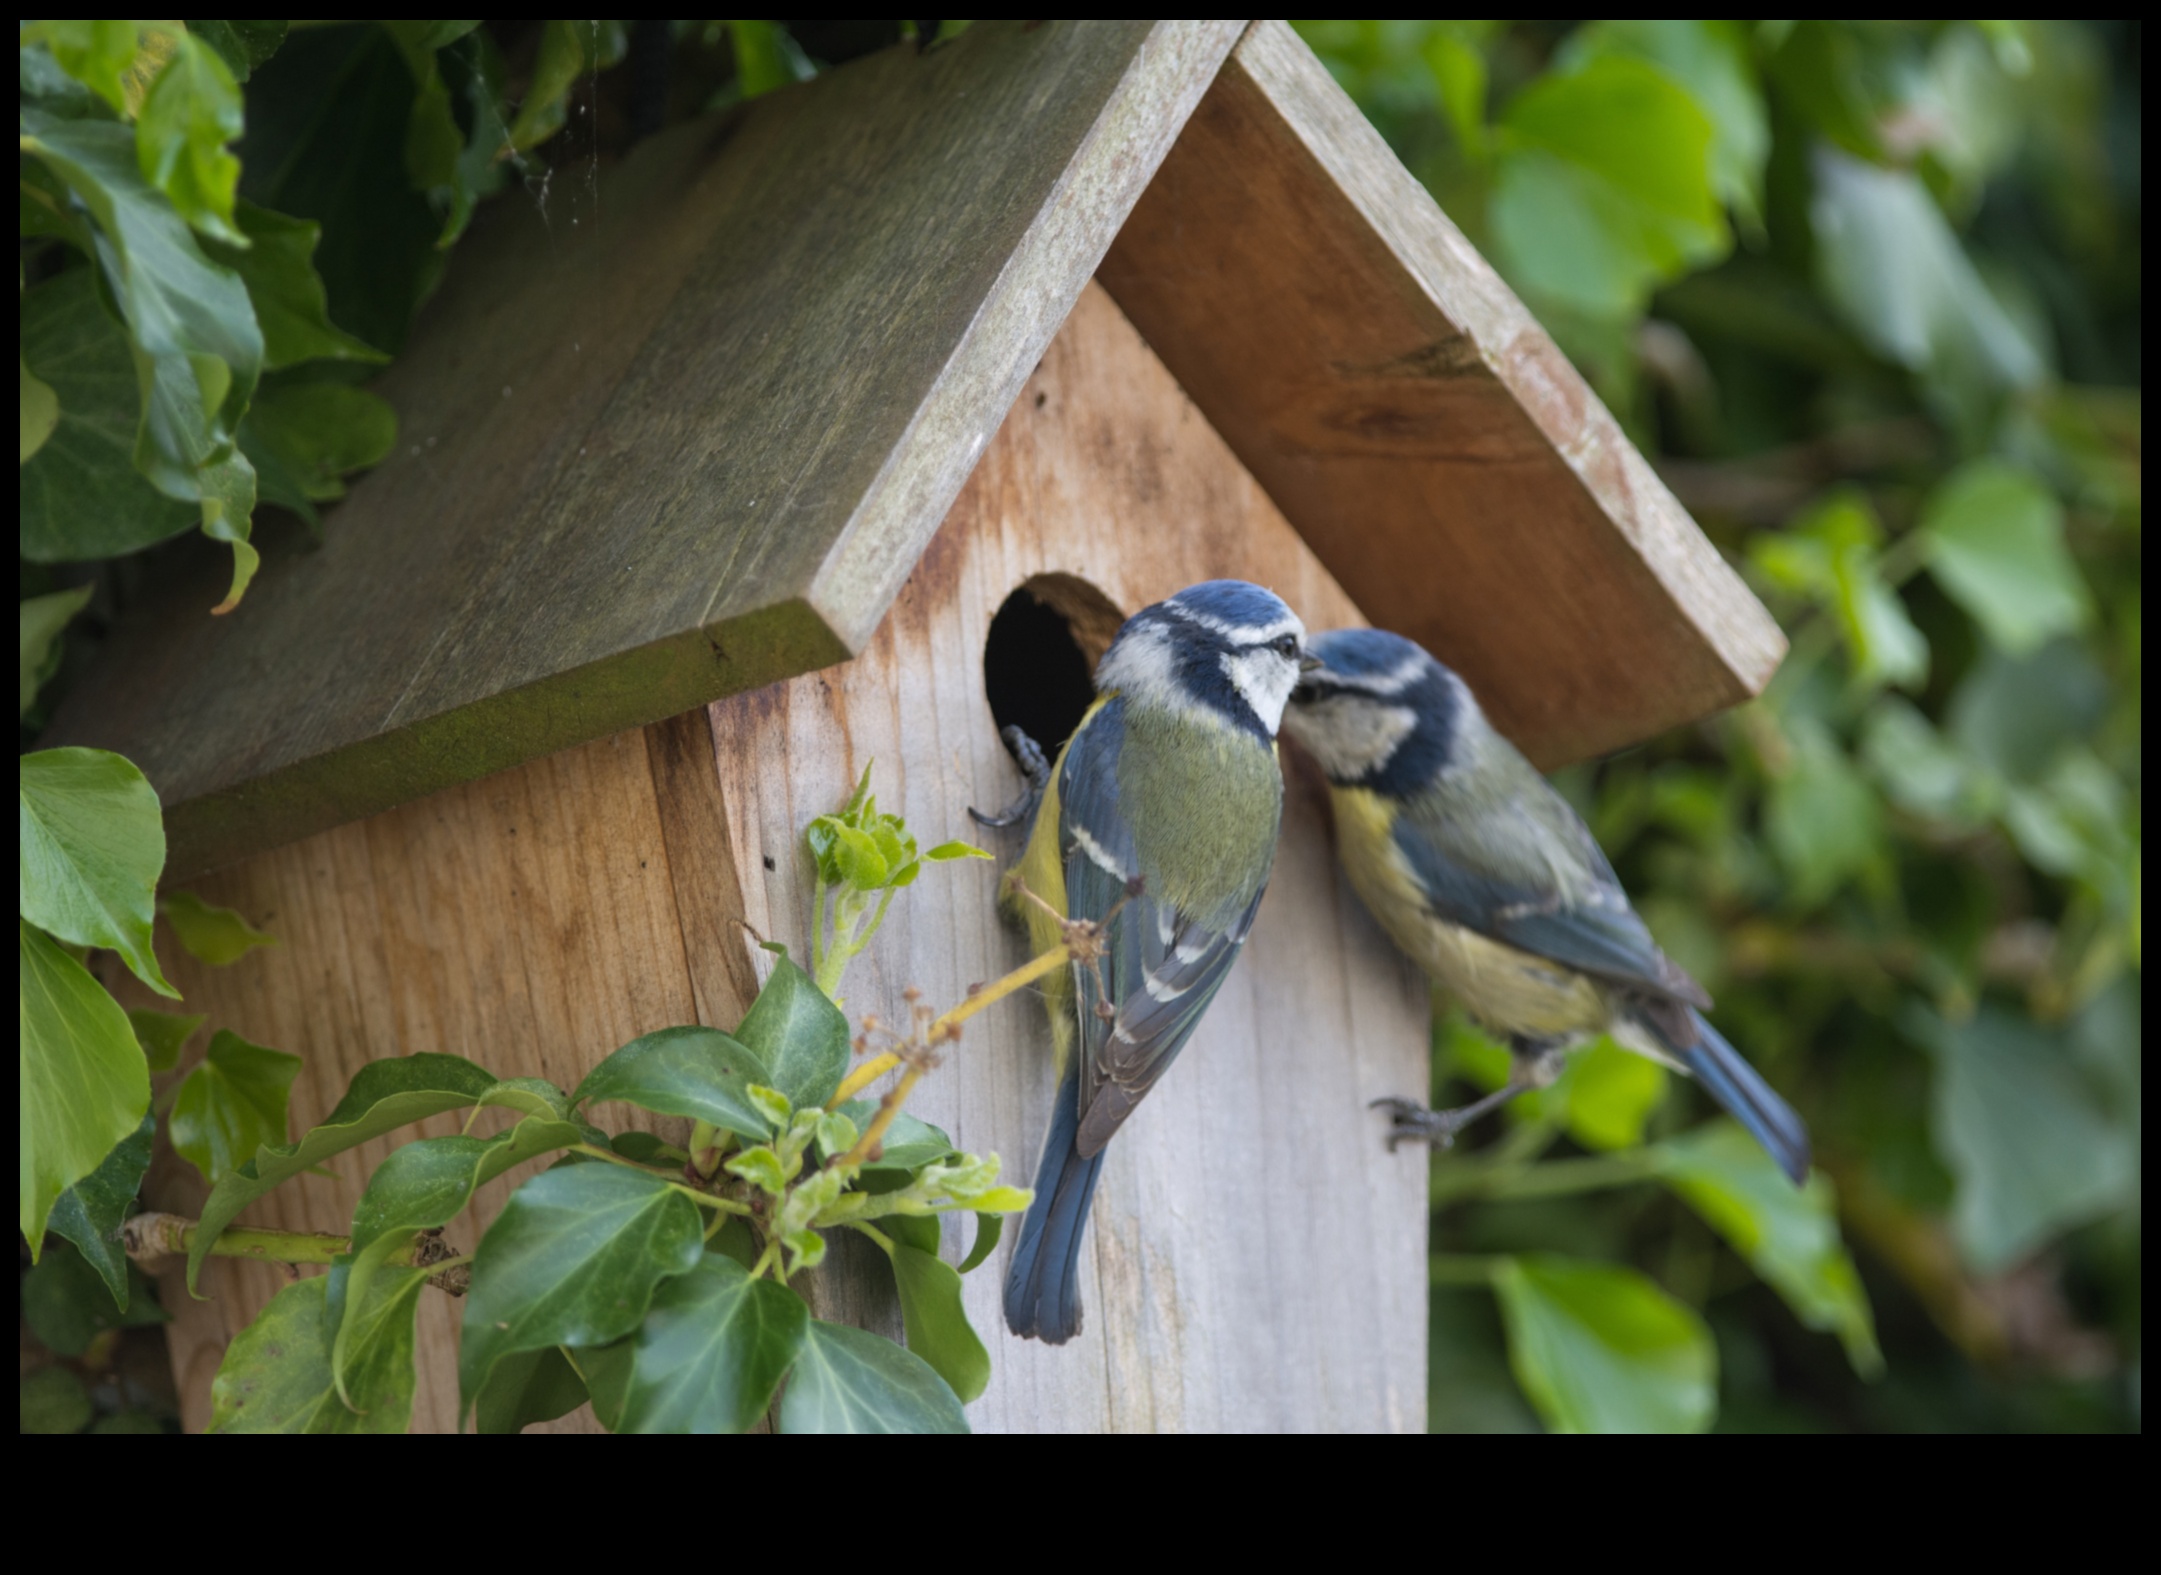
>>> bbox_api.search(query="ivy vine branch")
[124,1211,475,1294]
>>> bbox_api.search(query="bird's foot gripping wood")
[1371,1095,1494,1152]
[1371,1037,1567,1151]
[969,725,1051,829]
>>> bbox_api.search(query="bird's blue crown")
[1290,628,1465,792]
[1164,579,1302,640]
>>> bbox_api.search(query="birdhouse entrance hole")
[983,574,1125,762]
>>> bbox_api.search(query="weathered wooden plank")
[132,726,696,1434]
[698,284,1430,1431]
[49,21,1246,880]
[1099,21,1785,767]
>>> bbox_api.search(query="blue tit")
[1280,628,1809,1185]
[996,580,1312,1343]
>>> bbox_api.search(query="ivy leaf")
[20,109,266,606]
[46,1112,156,1309]
[1659,1122,1882,1377]
[348,1119,588,1259]
[1553,1038,1667,1152]
[832,823,889,887]
[477,1076,571,1121]
[1860,699,1996,827]
[20,357,61,465]
[1811,149,2044,399]
[1562,21,1767,230]
[186,21,289,84]
[128,1007,205,1072]
[21,20,147,116]
[206,203,390,369]
[20,1237,166,1357]
[20,1366,95,1436]
[778,1319,969,1434]
[19,111,263,475]
[158,888,276,965]
[19,585,93,719]
[19,746,176,996]
[457,1164,705,1421]
[886,1241,991,1403]
[724,1145,787,1197]
[380,24,513,251]
[507,20,629,151]
[207,1272,423,1434]
[572,1025,776,1142]
[20,919,153,1251]
[472,1346,589,1435]
[1920,461,2093,656]
[1764,718,1885,907]
[728,21,813,99]
[923,841,993,862]
[136,32,245,244]
[1946,640,2108,785]
[332,1117,582,1400]
[736,949,851,1108]
[832,1101,956,1180]
[1914,1006,2137,1272]
[594,1253,809,1433]
[957,1211,1003,1275]
[236,25,442,356]
[170,1028,303,1185]
[1493,55,1727,319]
[188,1052,501,1291]
[240,381,398,504]
[1492,1255,1716,1434]
[18,270,197,564]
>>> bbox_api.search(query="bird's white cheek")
[1222,651,1298,734]
[1284,696,1417,777]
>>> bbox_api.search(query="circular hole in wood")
[983,574,1126,764]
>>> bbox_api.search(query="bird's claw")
[969,725,1052,830]
[1369,1096,1463,1153]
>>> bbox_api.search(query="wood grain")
[133,725,697,1435]
[1098,21,1786,768]
[139,281,1431,1433]
[47,21,1244,881]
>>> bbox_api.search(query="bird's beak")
[1299,655,1324,674]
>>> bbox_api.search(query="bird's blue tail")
[1003,1067,1106,1344]
[1671,1010,1811,1185]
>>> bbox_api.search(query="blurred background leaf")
[1302,16,2139,1434]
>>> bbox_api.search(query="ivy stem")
[122,1213,473,1294]
[845,1220,895,1253]
[830,943,1072,1163]
[812,877,832,989]
[664,1181,752,1216]
[568,1141,675,1173]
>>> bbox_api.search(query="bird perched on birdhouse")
[1283,629,1808,1184]
[999,581,1312,1343]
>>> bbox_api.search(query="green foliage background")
[1296,19,2140,1433]
[20,21,2141,1433]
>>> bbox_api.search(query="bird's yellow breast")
[1329,784,1610,1040]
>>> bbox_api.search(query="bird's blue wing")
[1057,698,1264,1155]
[1392,791,1710,1010]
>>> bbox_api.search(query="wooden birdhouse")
[55,21,1783,1433]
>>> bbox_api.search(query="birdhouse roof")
[50,21,1783,879]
